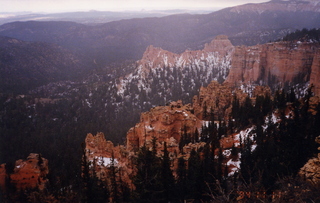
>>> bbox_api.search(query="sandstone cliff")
[310,49,320,96]
[225,41,320,92]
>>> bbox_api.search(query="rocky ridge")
[116,35,234,97]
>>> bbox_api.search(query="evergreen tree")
[133,144,161,202]
[159,142,175,202]
[176,157,187,201]
[187,149,203,201]
[109,152,119,202]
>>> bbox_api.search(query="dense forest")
[1,84,320,202]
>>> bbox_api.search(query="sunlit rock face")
[225,41,320,93]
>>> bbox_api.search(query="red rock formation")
[299,136,320,184]
[310,50,320,96]
[138,35,234,70]
[8,153,49,191]
[225,42,320,90]
[192,81,235,120]
[126,100,202,151]
[84,132,135,188]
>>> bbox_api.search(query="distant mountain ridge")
[0,0,319,67]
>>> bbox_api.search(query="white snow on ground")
[223,149,231,157]
[263,113,281,131]
[115,46,233,97]
[145,125,154,131]
[182,111,189,117]
[201,120,211,128]
[227,126,257,176]
[233,126,255,147]
[227,155,241,176]
[93,156,118,167]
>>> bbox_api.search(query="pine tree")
[133,144,161,202]
[176,157,187,201]
[160,142,175,202]
[187,149,203,200]
[109,152,119,202]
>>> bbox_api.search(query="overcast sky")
[1,0,269,13]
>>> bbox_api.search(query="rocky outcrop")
[225,42,319,88]
[192,81,271,120]
[85,132,131,182]
[299,136,320,184]
[126,100,202,151]
[5,153,49,191]
[138,35,234,70]
[192,81,235,120]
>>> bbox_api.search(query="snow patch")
[94,156,118,167]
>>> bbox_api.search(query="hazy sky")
[1,0,269,13]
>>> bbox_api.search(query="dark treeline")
[278,28,320,43]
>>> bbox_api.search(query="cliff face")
[225,42,319,88]
[310,50,320,96]
[0,153,49,191]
